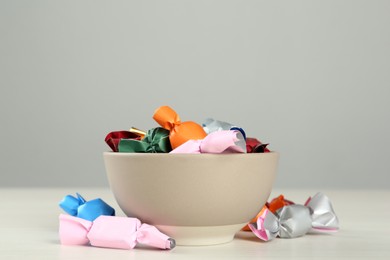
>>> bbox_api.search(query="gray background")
[1,0,389,188]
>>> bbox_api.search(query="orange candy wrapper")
[267,195,294,213]
[153,106,207,149]
[242,195,295,231]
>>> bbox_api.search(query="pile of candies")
[58,193,175,250]
[57,192,339,250]
[105,105,270,154]
[57,105,339,250]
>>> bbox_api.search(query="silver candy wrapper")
[249,192,339,241]
[202,118,246,139]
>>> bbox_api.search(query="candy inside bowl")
[103,152,278,246]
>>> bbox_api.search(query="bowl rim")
[103,151,279,157]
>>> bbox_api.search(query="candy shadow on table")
[235,230,337,243]
[58,243,175,253]
[304,232,338,237]
[234,232,266,243]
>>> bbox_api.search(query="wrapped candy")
[59,193,115,221]
[59,214,175,250]
[170,130,246,154]
[242,194,308,231]
[153,106,207,149]
[249,192,339,241]
[246,137,270,153]
[267,194,294,213]
[202,118,246,140]
[105,131,143,152]
[241,194,293,231]
[118,127,172,153]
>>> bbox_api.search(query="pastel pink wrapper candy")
[59,214,175,250]
[170,130,246,154]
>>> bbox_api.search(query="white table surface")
[0,188,389,259]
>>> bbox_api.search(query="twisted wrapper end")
[59,193,115,221]
[118,127,172,153]
[249,207,279,241]
[136,223,176,249]
[59,214,92,245]
[305,192,339,231]
[153,106,181,131]
[58,193,85,216]
[105,131,142,152]
[245,138,270,153]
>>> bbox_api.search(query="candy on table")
[59,193,115,221]
[153,106,207,149]
[248,192,339,241]
[267,194,294,213]
[170,130,246,154]
[59,193,175,250]
[59,214,175,250]
[241,195,293,231]
[118,127,172,153]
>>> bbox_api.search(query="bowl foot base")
[155,222,248,246]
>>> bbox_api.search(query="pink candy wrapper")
[59,214,175,250]
[170,130,246,154]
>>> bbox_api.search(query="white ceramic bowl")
[103,152,279,246]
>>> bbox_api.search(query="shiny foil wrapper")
[249,192,339,241]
